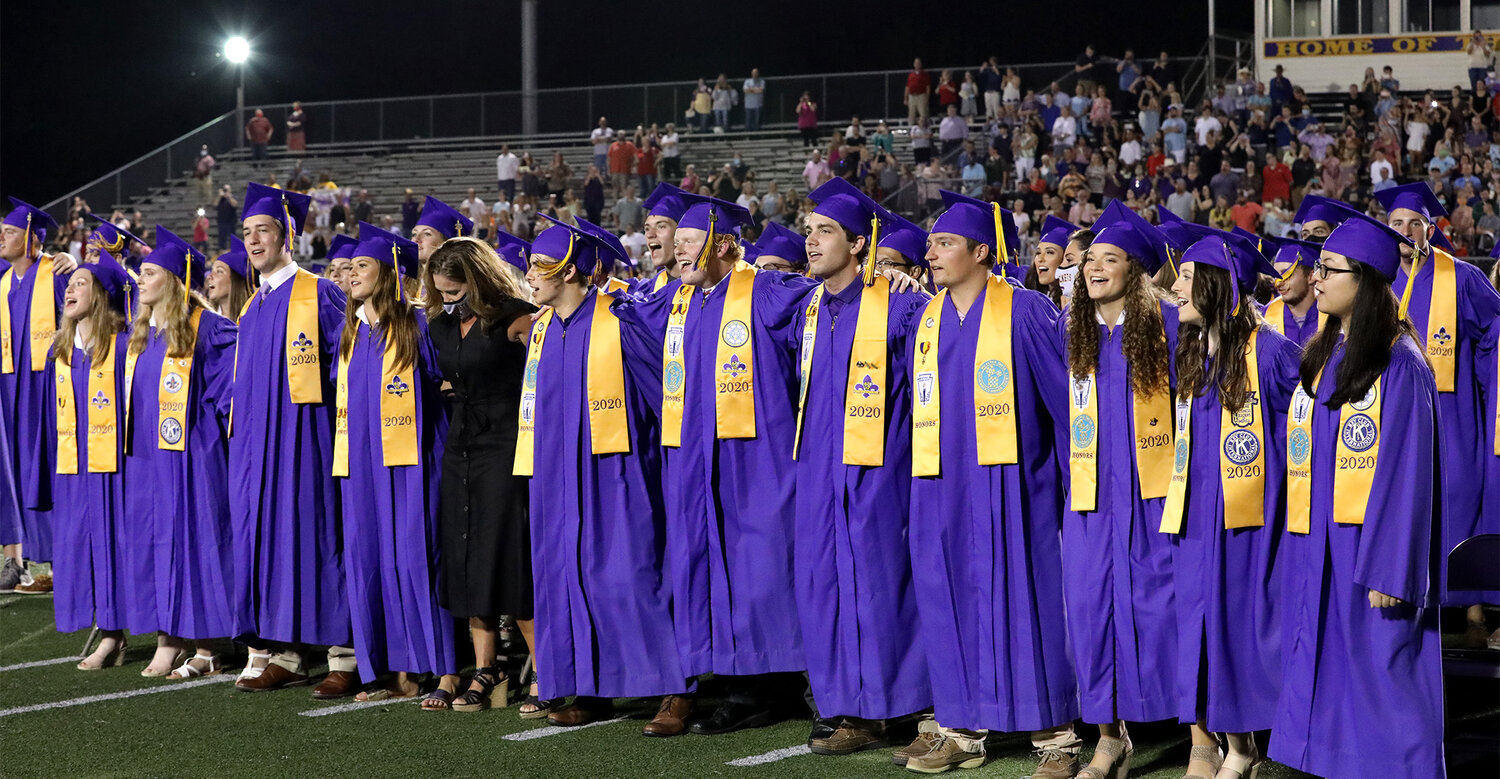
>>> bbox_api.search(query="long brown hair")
[424,237,527,328]
[54,271,126,367]
[340,261,420,374]
[1174,263,1262,412]
[1300,259,1422,408]
[128,272,209,359]
[1066,256,1172,397]
[212,258,254,322]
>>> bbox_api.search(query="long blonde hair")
[128,273,208,359]
[54,272,126,367]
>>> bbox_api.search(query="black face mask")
[442,296,472,319]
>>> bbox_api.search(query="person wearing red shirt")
[608,135,638,195]
[1262,151,1293,204]
[1230,191,1264,232]
[905,57,931,125]
[1146,144,1167,177]
[636,145,659,199]
[936,70,960,110]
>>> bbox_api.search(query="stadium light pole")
[225,36,250,149]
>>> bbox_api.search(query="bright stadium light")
[224,36,250,64]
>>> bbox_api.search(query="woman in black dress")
[422,237,538,713]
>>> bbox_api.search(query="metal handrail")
[42,110,234,213]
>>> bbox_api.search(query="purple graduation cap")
[531,215,611,276]
[677,196,753,270]
[1090,199,1173,273]
[740,240,763,264]
[217,236,251,281]
[415,196,473,240]
[755,221,809,268]
[1373,181,1446,221]
[1179,230,1276,315]
[243,182,311,253]
[327,233,358,262]
[493,231,531,272]
[1157,206,1212,253]
[83,249,134,316]
[4,198,59,259]
[1292,195,1361,238]
[932,190,1023,279]
[575,217,630,274]
[86,213,145,256]
[875,213,929,270]
[808,177,890,239]
[1263,235,1321,280]
[147,225,206,299]
[1321,213,1414,282]
[1037,214,1080,250]
[643,183,694,223]
[353,221,420,281]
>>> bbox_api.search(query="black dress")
[430,298,536,619]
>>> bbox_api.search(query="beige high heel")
[1214,751,1263,779]
[1184,744,1225,779]
[1079,733,1134,779]
[77,638,128,671]
[141,649,190,678]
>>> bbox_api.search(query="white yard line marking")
[502,715,628,741]
[0,675,233,718]
[298,697,421,717]
[727,745,813,767]
[0,596,22,608]
[0,655,80,672]
[2,622,59,652]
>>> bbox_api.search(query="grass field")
[2,594,1495,779]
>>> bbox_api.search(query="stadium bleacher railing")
[45,56,1218,217]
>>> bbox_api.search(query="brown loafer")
[893,731,943,767]
[810,720,889,756]
[642,694,693,737]
[311,670,359,700]
[1031,748,1081,779]
[235,663,311,692]
[546,696,614,727]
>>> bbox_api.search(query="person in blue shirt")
[1268,65,1294,114]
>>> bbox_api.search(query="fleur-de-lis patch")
[91,390,111,409]
[292,332,314,352]
[722,354,748,376]
[1433,327,1453,346]
[855,374,880,398]
[385,375,411,397]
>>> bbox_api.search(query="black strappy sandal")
[452,667,510,713]
[518,677,563,720]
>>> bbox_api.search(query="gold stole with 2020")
[1287,373,1382,532]
[123,309,203,453]
[0,255,56,373]
[55,338,119,474]
[1398,248,1457,392]
[661,262,757,447]
[332,323,419,476]
[793,276,891,466]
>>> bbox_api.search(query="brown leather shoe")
[810,720,889,755]
[892,731,943,767]
[905,735,986,773]
[1031,748,1081,779]
[642,694,693,737]
[235,663,311,692]
[311,670,359,700]
[546,696,614,727]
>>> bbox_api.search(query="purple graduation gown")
[339,315,456,681]
[229,274,350,648]
[791,281,930,721]
[46,334,130,633]
[615,270,818,677]
[1058,302,1182,724]
[528,289,688,699]
[1271,335,1446,779]
[1393,256,1500,602]
[1,260,66,561]
[909,287,1080,732]
[1262,297,1321,347]
[123,311,238,639]
[1168,328,1300,732]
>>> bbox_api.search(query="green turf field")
[1,593,1492,779]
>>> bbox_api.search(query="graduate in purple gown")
[871,213,933,293]
[638,183,691,294]
[204,237,255,323]
[750,221,808,275]
[1026,214,1079,307]
[0,199,72,588]
[123,227,240,680]
[1377,183,1500,612]
[230,182,356,697]
[46,253,133,669]
[1164,230,1301,778]
[1272,215,1447,779]
[900,191,1084,776]
[514,216,688,728]
[1059,200,1181,779]
[335,222,456,700]
[788,179,930,756]
[611,194,818,736]
[410,196,473,267]
[1259,236,1325,347]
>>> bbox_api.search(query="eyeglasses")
[1310,261,1359,280]
[873,258,913,272]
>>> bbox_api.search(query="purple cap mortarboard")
[1091,199,1172,273]
[932,190,1019,264]
[1321,214,1413,282]
[327,234,358,261]
[414,196,473,240]
[86,213,145,255]
[643,183,693,223]
[1373,182,1447,221]
[1263,235,1320,275]
[531,216,608,276]
[1157,206,1211,252]
[4,198,58,259]
[243,182,311,252]
[875,214,929,269]
[146,225,206,294]
[677,197,753,235]
[576,217,629,274]
[755,221,808,267]
[353,221,420,280]
[83,249,133,315]
[740,240,763,264]
[808,177,890,239]
[1179,231,1275,315]
[217,237,251,281]
[1292,195,1361,235]
[493,231,530,272]
[1038,214,1080,249]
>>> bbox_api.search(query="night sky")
[1,1,1251,205]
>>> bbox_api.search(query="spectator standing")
[980,57,1003,121]
[959,71,979,118]
[1469,30,1494,92]
[1089,85,1112,140]
[611,189,643,231]
[1268,64,1294,114]
[546,152,572,201]
[1298,122,1334,161]
[692,79,713,133]
[712,75,737,131]
[1146,51,1176,92]
[680,164,700,193]
[910,117,933,164]
[619,223,648,264]
[401,189,421,236]
[215,185,238,250]
[743,69,765,131]
[870,122,894,156]
[286,101,307,152]
[245,109,273,161]
[1165,176,1195,220]
[1229,190,1263,232]
[590,117,613,173]
[938,105,968,159]
[1013,123,1037,180]
[1162,104,1188,162]
[1263,151,1293,204]
[761,181,784,223]
[1209,160,1241,204]
[582,166,605,225]
[961,155,985,195]
[1072,43,1098,88]
[192,210,210,253]
[802,150,832,191]
[1370,148,1396,191]
[608,133,638,194]
[1117,49,1142,95]
[193,145,216,206]
[659,124,682,182]
[905,58,931,125]
[796,92,819,146]
[637,143,658,199]
[496,144,520,201]
[462,188,489,236]
[1194,105,1223,146]
[1051,105,1079,152]
[937,70,960,114]
[353,189,375,225]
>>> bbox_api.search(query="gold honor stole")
[1068,321,1173,512]
[605,278,630,294]
[285,270,325,404]
[332,324,419,477]
[911,276,1019,477]
[1161,331,1267,533]
[652,272,671,293]
[1262,297,1326,340]
[124,309,203,453]
[0,256,56,373]
[660,283,695,447]
[55,339,119,474]
[1287,373,1382,533]
[1398,249,1457,392]
[713,264,758,438]
[513,294,630,476]
[792,276,891,466]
